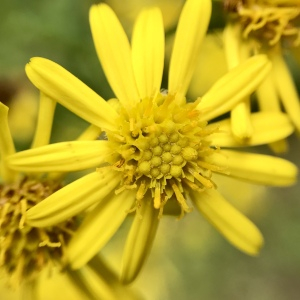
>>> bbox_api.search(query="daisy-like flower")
[223,0,300,152]
[0,98,138,299]
[6,0,297,284]
[0,96,76,288]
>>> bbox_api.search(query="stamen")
[171,180,192,214]
[188,168,214,189]
[136,181,148,201]
[38,230,61,247]
[154,182,161,209]
[19,199,27,229]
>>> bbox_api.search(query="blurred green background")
[0,0,299,299]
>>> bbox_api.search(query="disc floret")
[0,178,76,286]
[106,93,223,217]
[225,0,300,46]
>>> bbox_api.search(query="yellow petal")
[0,102,16,182]
[26,170,121,227]
[132,7,164,99]
[68,258,139,300]
[68,266,119,300]
[121,198,159,284]
[31,92,56,148]
[231,100,254,140]
[168,0,211,96]
[7,140,112,172]
[209,112,294,147]
[223,23,242,69]
[198,55,271,121]
[256,70,281,111]
[68,189,135,269]
[271,48,300,133]
[26,57,118,131]
[76,124,102,141]
[87,255,140,300]
[213,150,298,186]
[90,4,139,108]
[190,188,264,256]
[268,139,289,154]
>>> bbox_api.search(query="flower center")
[106,93,224,217]
[225,0,300,46]
[0,178,76,286]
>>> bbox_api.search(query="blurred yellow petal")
[76,124,102,141]
[168,0,211,96]
[121,198,159,284]
[87,255,141,300]
[198,55,271,121]
[90,4,139,108]
[256,70,281,112]
[213,150,298,186]
[7,141,112,172]
[132,7,164,99]
[26,170,121,227]
[255,70,288,153]
[230,100,254,140]
[190,188,264,256]
[68,259,140,300]
[37,267,90,300]
[223,23,243,69]
[209,112,294,147]
[26,57,118,131]
[188,33,227,98]
[268,139,289,154]
[0,102,16,182]
[31,92,56,149]
[271,47,300,133]
[68,189,135,269]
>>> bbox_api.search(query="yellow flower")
[105,0,185,34]
[0,100,138,299]
[6,0,297,284]
[223,0,300,152]
[0,97,75,288]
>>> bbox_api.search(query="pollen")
[105,93,222,217]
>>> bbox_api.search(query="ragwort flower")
[0,98,138,299]
[0,96,76,288]
[7,0,298,284]
[223,0,300,151]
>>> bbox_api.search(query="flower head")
[0,100,139,300]
[7,0,298,284]
[222,0,300,149]
[0,97,79,287]
[224,0,300,46]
